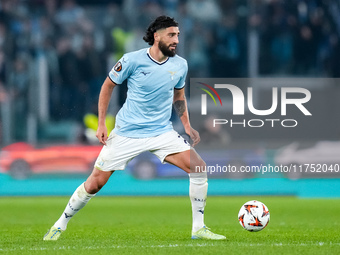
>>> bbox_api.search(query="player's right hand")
[96,125,108,145]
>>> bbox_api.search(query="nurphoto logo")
[199,82,312,128]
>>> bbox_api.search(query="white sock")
[53,182,95,230]
[189,172,208,233]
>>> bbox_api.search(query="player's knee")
[85,178,108,194]
[84,181,100,194]
[199,159,206,168]
[85,170,111,194]
[190,158,206,173]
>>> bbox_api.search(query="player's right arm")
[96,77,117,145]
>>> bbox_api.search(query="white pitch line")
[0,242,339,252]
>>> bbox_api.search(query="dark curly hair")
[143,16,179,45]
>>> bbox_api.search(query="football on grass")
[238,200,270,232]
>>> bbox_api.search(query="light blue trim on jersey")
[108,48,188,138]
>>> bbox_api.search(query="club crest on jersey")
[114,61,122,72]
[168,71,177,80]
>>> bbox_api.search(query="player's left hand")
[189,127,200,147]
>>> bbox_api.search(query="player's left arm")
[173,88,200,147]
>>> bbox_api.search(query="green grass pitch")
[0,196,339,254]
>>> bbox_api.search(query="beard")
[158,40,176,57]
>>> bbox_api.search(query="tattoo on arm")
[174,100,186,117]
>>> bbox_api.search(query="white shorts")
[94,130,191,171]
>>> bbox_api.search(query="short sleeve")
[175,60,188,89]
[108,54,134,85]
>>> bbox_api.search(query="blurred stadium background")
[0,0,340,197]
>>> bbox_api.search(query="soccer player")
[43,15,226,241]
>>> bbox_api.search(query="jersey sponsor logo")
[141,71,150,76]
[114,61,122,72]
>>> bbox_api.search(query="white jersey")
[108,48,188,138]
